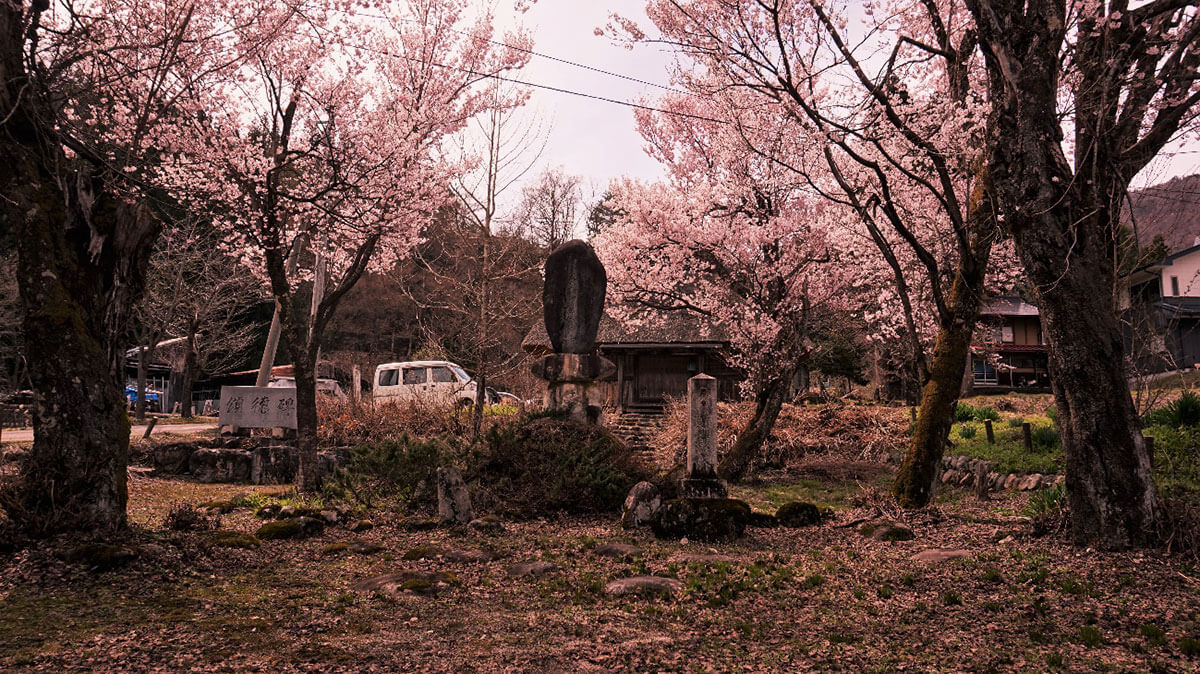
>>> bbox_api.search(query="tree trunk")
[180,332,197,418]
[718,371,793,482]
[891,315,976,507]
[135,345,148,420]
[892,172,995,508]
[291,347,322,492]
[1013,212,1162,547]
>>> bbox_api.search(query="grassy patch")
[949,415,1061,474]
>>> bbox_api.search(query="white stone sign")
[219,386,298,429]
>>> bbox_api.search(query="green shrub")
[1145,391,1200,428]
[1031,425,1061,451]
[324,435,447,509]
[1024,484,1068,534]
[954,402,977,422]
[974,406,1001,421]
[958,424,977,439]
[471,412,651,517]
[1045,406,1057,423]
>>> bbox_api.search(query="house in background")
[1122,241,1200,372]
[522,308,743,411]
[965,296,1051,393]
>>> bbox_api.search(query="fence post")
[1022,422,1032,451]
[984,419,995,445]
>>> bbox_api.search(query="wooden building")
[965,296,1051,393]
[522,309,743,411]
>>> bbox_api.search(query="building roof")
[980,296,1040,317]
[1127,241,1200,286]
[522,306,728,355]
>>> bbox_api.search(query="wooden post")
[142,417,158,440]
[984,419,995,445]
[615,354,625,412]
[975,461,990,501]
[352,364,362,403]
[1022,422,1032,451]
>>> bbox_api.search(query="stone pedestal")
[531,353,615,425]
[680,374,727,499]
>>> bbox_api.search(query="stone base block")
[680,478,728,500]
[651,497,750,542]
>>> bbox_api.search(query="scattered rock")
[67,543,139,571]
[255,503,282,519]
[278,505,297,519]
[256,516,324,540]
[348,541,384,555]
[398,517,441,531]
[468,515,504,534]
[350,520,374,533]
[593,543,643,560]
[207,531,262,549]
[507,561,559,578]
[747,512,779,528]
[351,571,461,597]
[621,481,662,529]
[909,548,971,564]
[319,510,339,525]
[403,546,442,561]
[250,445,299,485]
[775,501,822,528]
[652,498,749,542]
[857,521,915,542]
[322,542,350,555]
[603,576,684,597]
[441,548,498,563]
[437,466,474,525]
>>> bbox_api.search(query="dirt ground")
[2,464,1198,672]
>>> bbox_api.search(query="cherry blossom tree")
[964,0,1200,547]
[597,101,856,480]
[154,1,531,490]
[607,0,1016,505]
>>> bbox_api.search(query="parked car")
[124,386,160,408]
[373,361,485,407]
[267,376,347,400]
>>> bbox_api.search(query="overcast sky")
[482,0,1197,213]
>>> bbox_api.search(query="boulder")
[507,561,559,578]
[66,543,138,571]
[153,442,200,475]
[775,501,822,528]
[621,481,662,529]
[651,498,749,542]
[188,448,252,483]
[206,530,262,549]
[542,240,606,354]
[398,517,441,531]
[255,516,324,540]
[350,520,374,533]
[437,466,474,525]
[255,503,282,519]
[319,510,339,525]
[603,576,684,597]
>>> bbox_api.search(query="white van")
[373,361,481,407]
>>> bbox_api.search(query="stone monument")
[530,240,615,424]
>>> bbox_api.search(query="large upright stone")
[542,240,606,354]
[437,466,474,525]
[680,374,727,499]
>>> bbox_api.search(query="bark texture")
[718,370,793,482]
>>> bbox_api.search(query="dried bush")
[164,503,220,532]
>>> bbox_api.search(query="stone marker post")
[680,374,727,499]
[437,466,474,525]
[352,365,362,403]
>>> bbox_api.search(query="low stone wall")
[153,438,349,485]
[940,455,1062,492]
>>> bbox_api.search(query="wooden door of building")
[634,355,690,404]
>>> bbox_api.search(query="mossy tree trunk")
[2,3,159,535]
[891,174,996,509]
